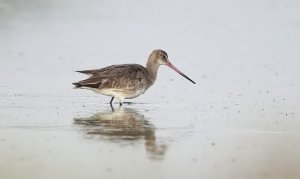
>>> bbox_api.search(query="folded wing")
[73,64,149,90]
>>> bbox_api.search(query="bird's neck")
[146,60,160,84]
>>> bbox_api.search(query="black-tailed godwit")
[72,49,195,105]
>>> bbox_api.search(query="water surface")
[1,0,300,179]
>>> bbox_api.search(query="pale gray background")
[0,0,299,179]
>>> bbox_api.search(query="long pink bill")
[167,62,196,84]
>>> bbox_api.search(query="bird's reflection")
[73,106,166,159]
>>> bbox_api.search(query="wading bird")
[72,49,195,105]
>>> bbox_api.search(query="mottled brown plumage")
[73,49,195,105]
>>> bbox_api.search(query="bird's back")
[73,64,153,92]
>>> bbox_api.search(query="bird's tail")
[72,82,82,88]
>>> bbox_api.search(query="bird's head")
[152,49,169,65]
[149,49,196,84]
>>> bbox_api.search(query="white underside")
[80,87,147,103]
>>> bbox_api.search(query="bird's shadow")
[73,106,167,159]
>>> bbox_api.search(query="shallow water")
[1,0,300,179]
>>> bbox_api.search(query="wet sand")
[1,0,300,179]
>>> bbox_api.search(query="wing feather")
[73,64,150,90]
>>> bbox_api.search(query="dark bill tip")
[167,62,196,84]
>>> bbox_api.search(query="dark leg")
[110,103,115,112]
[110,97,114,104]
